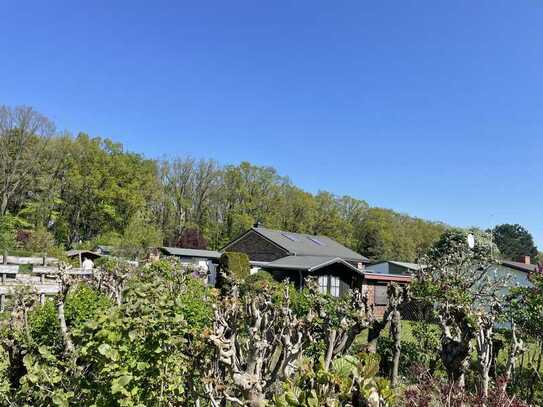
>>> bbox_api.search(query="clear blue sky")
[1,1,542,247]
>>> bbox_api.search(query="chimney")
[520,255,531,265]
[253,220,263,228]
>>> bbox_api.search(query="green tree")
[117,210,162,260]
[0,105,55,216]
[492,223,538,262]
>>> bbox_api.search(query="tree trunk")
[0,194,7,217]
[441,336,471,388]
[475,316,493,398]
[390,307,401,387]
[504,322,523,391]
[57,298,74,354]
[324,329,337,370]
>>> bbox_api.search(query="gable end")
[222,229,289,262]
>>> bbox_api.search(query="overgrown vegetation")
[0,237,541,405]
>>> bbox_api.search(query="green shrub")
[28,284,111,353]
[29,300,62,351]
[65,284,111,330]
[241,270,275,293]
[217,252,250,290]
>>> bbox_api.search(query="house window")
[374,284,388,306]
[318,275,328,294]
[330,276,340,297]
[318,275,341,297]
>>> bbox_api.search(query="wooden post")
[40,293,45,305]
[2,250,6,265]
[79,252,82,268]
[0,294,4,312]
[40,272,45,284]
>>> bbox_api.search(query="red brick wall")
[363,282,388,319]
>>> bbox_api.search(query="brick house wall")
[363,282,388,319]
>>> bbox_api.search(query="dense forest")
[1,105,539,262]
[0,105,448,261]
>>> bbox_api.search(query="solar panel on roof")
[308,236,324,246]
[281,233,299,242]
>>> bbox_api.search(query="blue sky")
[1,1,542,247]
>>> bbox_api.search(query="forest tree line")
[0,105,538,262]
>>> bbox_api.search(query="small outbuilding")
[65,250,102,267]
[159,247,221,283]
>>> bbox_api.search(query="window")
[374,285,388,306]
[318,275,341,297]
[318,275,328,294]
[330,276,340,297]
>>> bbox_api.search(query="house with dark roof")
[222,226,410,304]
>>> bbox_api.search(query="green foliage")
[1,104,452,263]
[28,284,112,352]
[25,226,55,254]
[241,270,276,294]
[410,320,441,369]
[218,251,250,288]
[16,345,75,407]
[275,353,396,407]
[65,284,112,330]
[0,347,10,404]
[377,335,442,381]
[117,210,162,260]
[355,207,446,262]
[72,260,215,405]
[0,213,25,250]
[29,300,62,350]
[492,223,539,262]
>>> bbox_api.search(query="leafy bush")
[29,284,111,352]
[241,270,275,294]
[73,261,215,405]
[217,251,250,290]
[275,353,396,407]
[0,214,20,251]
[378,336,421,379]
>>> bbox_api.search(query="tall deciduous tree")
[492,223,538,262]
[0,105,55,216]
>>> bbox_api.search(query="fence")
[0,253,93,312]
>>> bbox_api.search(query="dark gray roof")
[263,255,363,273]
[252,227,368,262]
[501,260,538,273]
[160,247,221,259]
